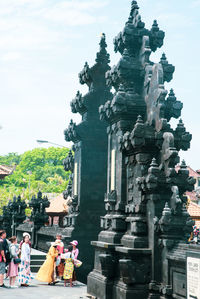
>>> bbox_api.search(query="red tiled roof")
[46,193,68,216]
[175,165,200,178]
[186,191,198,202]
[188,201,200,217]
[0,165,14,176]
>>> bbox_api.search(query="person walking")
[8,236,20,288]
[36,242,59,285]
[0,230,7,288]
[62,245,74,287]
[18,234,33,287]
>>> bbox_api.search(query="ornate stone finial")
[64,119,79,143]
[176,119,185,131]
[150,158,158,168]
[118,83,125,92]
[63,150,74,172]
[164,89,182,120]
[162,202,171,216]
[160,54,175,83]
[168,88,175,99]
[180,159,187,169]
[136,115,143,124]
[95,33,110,65]
[160,53,167,64]
[179,118,183,125]
[38,190,42,199]
[126,1,139,24]
[126,15,133,25]
[122,48,130,58]
[70,90,86,115]
[151,20,159,32]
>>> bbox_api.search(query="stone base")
[121,235,148,248]
[113,281,149,299]
[98,230,125,244]
[87,271,113,299]
[87,271,149,299]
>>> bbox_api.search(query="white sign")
[187,256,200,299]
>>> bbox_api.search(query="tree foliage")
[0,147,70,214]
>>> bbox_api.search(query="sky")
[0,0,199,169]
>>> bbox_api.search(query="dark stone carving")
[0,195,27,237]
[29,191,50,227]
[63,150,74,172]
[88,2,195,299]
[61,33,112,283]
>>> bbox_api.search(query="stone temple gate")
[10,1,199,297]
[86,1,199,299]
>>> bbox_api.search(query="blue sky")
[0,0,199,169]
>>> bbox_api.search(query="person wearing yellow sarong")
[36,243,58,284]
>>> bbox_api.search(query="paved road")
[0,278,87,299]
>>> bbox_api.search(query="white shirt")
[61,252,74,259]
[21,243,31,262]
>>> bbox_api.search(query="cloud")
[37,0,108,26]
[156,12,195,28]
[0,0,108,55]
[191,0,200,7]
[2,52,21,61]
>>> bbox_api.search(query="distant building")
[0,165,14,179]
[176,165,200,226]
[46,193,68,227]
[187,201,200,227]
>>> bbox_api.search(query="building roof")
[175,165,200,178]
[0,165,14,178]
[186,191,198,203]
[188,201,200,218]
[46,193,68,216]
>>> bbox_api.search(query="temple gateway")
[7,1,199,298]
[86,1,199,299]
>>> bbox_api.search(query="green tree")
[0,147,71,214]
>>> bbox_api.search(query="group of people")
[0,230,81,289]
[36,234,80,287]
[0,230,33,288]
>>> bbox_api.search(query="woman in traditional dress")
[36,243,59,285]
[70,240,79,284]
[55,234,64,280]
[62,245,74,287]
[18,234,33,287]
[8,236,19,288]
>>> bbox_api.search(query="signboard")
[187,252,200,299]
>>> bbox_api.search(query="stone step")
[30,250,46,273]
[31,259,45,265]
[31,265,41,273]
[31,254,46,260]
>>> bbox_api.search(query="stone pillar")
[63,34,112,283]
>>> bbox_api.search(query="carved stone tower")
[87,2,195,299]
[63,34,112,282]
